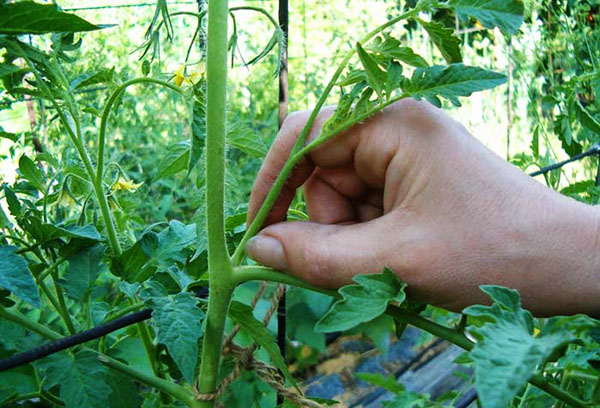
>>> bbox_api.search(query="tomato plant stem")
[0,306,62,341]
[196,0,235,406]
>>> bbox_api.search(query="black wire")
[528,143,600,177]
[0,308,152,372]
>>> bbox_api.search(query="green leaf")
[155,141,190,180]
[0,245,40,308]
[69,68,115,92]
[229,132,268,158]
[574,100,600,134]
[356,372,405,394]
[417,19,462,64]
[0,365,37,405]
[463,286,592,408]
[2,185,21,217]
[356,42,386,97]
[369,37,428,68]
[315,268,406,333]
[0,2,103,35]
[140,284,204,383]
[188,88,206,175]
[0,63,22,79]
[63,244,105,301]
[18,155,45,191]
[449,0,525,35]
[228,300,297,387]
[41,350,111,408]
[403,64,506,107]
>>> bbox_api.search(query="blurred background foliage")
[1,0,600,394]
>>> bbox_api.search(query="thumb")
[245,219,392,288]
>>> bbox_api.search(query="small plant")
[1,1,600,408]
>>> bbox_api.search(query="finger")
[245,214,399,288]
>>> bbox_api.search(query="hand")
[246,99,600,316]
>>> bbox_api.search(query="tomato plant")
[1,1,600,408]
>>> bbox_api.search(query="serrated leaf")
[229,132,268,158]
[0,245,39,308]
[449,0,525,35]
[463,286,593,408]
[356,42,386,97]
[2,185,21,217]
[315,268,406,333]
[155,141,190,180]
[574,100,600,134]
[369,37,428,68]
[18,155,45,191]
[142,288,204,383]
[69,68,114,92]
[63,244,105,301]
[0,2,103,35]
[417,19,462,64]
[404,64,506,107]
[41,351,111,408]
[0,63,22,79]
[228,300,297,387]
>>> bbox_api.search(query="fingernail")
[245,235,288,270]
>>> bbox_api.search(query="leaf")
[315,268,406,333]
[0,2,103,35]
[356,42,386,97]
[140,284,204,383]
[41,350,111,408]
[574,100,600,134]
[449,0,525,35]
[356,372,405,394]
[63,244,105,301]
[155,141,190,180]
[0,63,22,78]
[0,245,40,308]
[18,155,45,191]
[0,365,37,405]
[228,301,297,387]
[110,236,157,283]
[368,36,428,68]
[403,64,507,107]
[463,286,594,408]
[417,19,462,64]
[188,88,206,175]
[229,132,268,158]
[69,68,115,92]
[2,185,21,217]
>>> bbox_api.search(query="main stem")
[196,1,234,407]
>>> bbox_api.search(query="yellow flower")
[173,63,205,87]
[112,176,143,193]
[52,187,76,207]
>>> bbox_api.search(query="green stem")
[96,77,182,255]
[97,354,194,406]
[39,256,66,281]
[0,307,62,340]
[231,7,422,264]
[136,321,161,378]
[232,266,589,407]
[195,1,234,406]
[50,271,76,335]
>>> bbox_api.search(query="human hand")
[246,99,600,316]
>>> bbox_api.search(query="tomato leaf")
[141,282,205,384]
[228,300,297,387]
[0,2,105,35]
[41,351,111,408]
[315,268,406,332]
[155,141,190,180]
[417,19,462,64]
[448,0,525,35]
[464,286,596,408]
[403,64,506,107]
[0,245,40,308]
[18,155,45,191]
[356,42,386,97]
[63,244,105,301]
[368,36,429,68]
